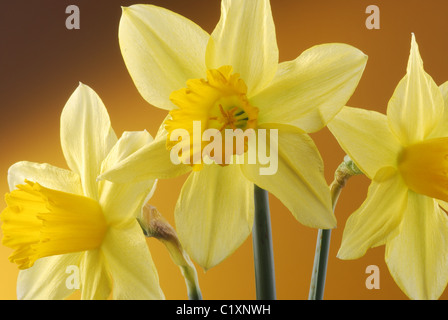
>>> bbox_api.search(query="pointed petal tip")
[323,219,337,231]
[409,33,421,59]
[74,82,93,95]
[336,247,355,261]
[96,170,125,184]
[76,81,86,91]
[330,218,338,229]
[410,33,418,48]
[408,34,421,67]
[96,172,110,182]
[336,252,346,260]
[120,5,141,18]
[314,209,337,230]
[121,4,154,16]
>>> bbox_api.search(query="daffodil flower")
[99,0,367,270]
[328,34,448,300]
[1,83,164,300]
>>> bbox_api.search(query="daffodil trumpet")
[308,156,362,300]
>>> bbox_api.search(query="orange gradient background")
[1,0,448,300]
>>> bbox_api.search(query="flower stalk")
[138,203,202,300]
[308,155,362,300]
[252,185,276,300]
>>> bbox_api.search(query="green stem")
[252,185,276,300]
[308,156,362,300]
[308,182,343,300]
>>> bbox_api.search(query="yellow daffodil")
[328,34,448,300]
[1,83,164,300]
[99,0,367,270]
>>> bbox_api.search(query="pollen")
[0,181,107,269]
[165,66,258,168]
[398,137,448,202]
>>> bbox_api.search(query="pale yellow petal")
[205,0,278,96]
[175,164,254,270]
[387,34,444,145]
[337,168,408,259]
[99,177,157,226]
[120,5,209,110]
[251,44,367,133]
[17,253,83,300]
[98,124,191,184]
[439,80,448,103]
[438,199,448,213]
[60,83,117,200]
[328,106,402,179]
[240,124,335,229]
[426,81,448,139]
[99,131,157,225]
[7,161,82,195]
[101,130,154,173]
[385,192,448,300]
[79,249,112,300]
[101,223,165,300]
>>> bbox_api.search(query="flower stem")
[308,156,362,300]
[252,185,276,300]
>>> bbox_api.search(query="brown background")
[1,0,448,300]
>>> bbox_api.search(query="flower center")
[165,66,258,169]
[398,137,448,202]
[1,181,107,269]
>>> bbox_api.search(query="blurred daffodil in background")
[99,0,368,270]
[1,83,164,300]
[328,34,448,300]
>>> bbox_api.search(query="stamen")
[165,65,259,168]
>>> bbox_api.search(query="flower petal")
[337,167,408,260]
[101,130,154,173]
[8,161,82,195]
[101,223,165,300]
[99,131,158,225]
[79,249,112,300]
[385,192,448,300]
[426,81,448,139]
[175,164,254,270]
[17,253,83,300]
[119,5,209,110]
[205,0,278,96]
[240,124,335,229]
[251,44,367,133]
[98,123,191,184]
[387,34,444,145]
[328,106,402,179]
[438,199,448,213]
[439,80,448,104]
[60,83,117,200]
